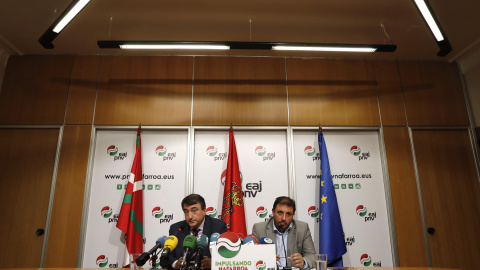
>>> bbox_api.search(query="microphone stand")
[150,251,157,269]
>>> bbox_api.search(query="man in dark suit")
[252,196,316,269]
[168,194,228,269]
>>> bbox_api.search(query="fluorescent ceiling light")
[119,44,230,50]
[98,41,396,53]
[52,0,91,33]
[272,46,377,52]
[413,0,444,41]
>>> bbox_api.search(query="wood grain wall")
[44,126,92,267]
[412,129,480,270]
[0,128,60,268]
[0,55,477,269]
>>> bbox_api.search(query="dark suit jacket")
[252,218,317,268]
[167,215,228,268]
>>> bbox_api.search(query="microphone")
[175,223,186,236]
[159,235,179,269]
[136,236,168,266]
[259,237,274,244]
[193,234,209,270]
[209,232,220,249]
[242,234,259,245]
[180,235,197,270]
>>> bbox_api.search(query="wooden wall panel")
[95,56,193,125]
[383,127,428,267]
[0,56,73,125]
[374,61,407,126]
[399,61,469,126]
[44,126,92,267]
[287,58,380,126]
[65,56,101,125]
[0,128,59,268]
[412,129,480,270]
[193,57,288,126]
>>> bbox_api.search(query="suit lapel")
[265,218,277,242]
[286,220,297,257]
[202,216,212,237]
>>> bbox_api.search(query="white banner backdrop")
[293,130,393,267]
[81,130,189,268]
[81,128,395,268]
[193,130,289,234]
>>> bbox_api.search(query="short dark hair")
[181,194,206,210]
[272,196,296,213]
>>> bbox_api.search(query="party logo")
[216,232,242,258]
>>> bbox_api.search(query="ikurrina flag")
[221,128,247,238]
[117,128,144,267]
[318,132,347,267]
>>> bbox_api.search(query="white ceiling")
[0,0,480,61]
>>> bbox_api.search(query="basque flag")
[117,126,144,267]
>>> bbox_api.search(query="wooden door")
[412,129,480,270]
[0,128,59,267]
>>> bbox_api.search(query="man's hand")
[290,253,304,269]
[174,257,183,269]
[201,256,211,269]
[276,255,280,261]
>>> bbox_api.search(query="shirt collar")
[193,217,206,233]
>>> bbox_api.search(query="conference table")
[2,267,460,270]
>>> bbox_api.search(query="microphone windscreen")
[209,232,220,248]
[183,234,197,250]
[260,237,274,244]
[242,236,257,245]
[210,232,220,243]
[196,234,209,249]
[156,235,168,246]
[164,235,179,251]
[246,234,259,244]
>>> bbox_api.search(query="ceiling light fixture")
[272,46,377,52]
[119,44,230,50]
[98,41,396,53]
[412,0,452,56]
[39,0,91,49]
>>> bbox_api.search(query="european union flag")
[318,132,347,267]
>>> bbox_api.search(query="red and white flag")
[117,126,144,267]
[221,127,247,238]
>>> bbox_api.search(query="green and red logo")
[216,232,242,258]
[308,206,319,218]
[256,207,268,218]
[96,255,108,268]
[156,145,167,156]
[220,170,243,185]
[256,260,266,270]
[255,146,266,156]
[350,145,361,156]
[101,206,112,218]
[206,207,217,218]
[152,206,164,218]
[356,205,367,217]
[107,145,118,156]
[206,146,218,156]
[304,146,315,156]
[360,254,372,266]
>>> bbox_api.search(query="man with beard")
[252,196,316,269]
